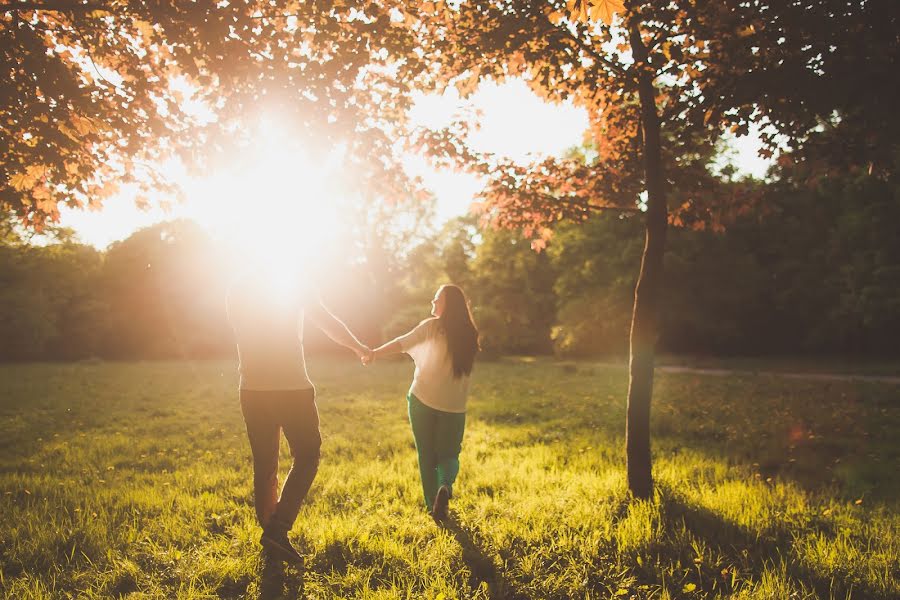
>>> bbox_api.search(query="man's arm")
[372,338,403,360]
[306,300,372,362]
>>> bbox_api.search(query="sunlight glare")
[200,114,345,287]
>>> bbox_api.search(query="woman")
[373,284,479,520]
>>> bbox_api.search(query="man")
[227,266,371,566]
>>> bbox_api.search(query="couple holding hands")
[228,274,479,566]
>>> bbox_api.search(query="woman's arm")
[373,318,434,362]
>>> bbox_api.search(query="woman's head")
[433,284,479,378]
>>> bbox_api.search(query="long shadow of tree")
[597,486,889,599]
[473,366,900,504]
[459,410,894,598]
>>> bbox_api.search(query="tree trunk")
[625,25,667,500]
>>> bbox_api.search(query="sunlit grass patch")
[0,357,897,598]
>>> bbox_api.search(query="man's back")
[227,271,314,391]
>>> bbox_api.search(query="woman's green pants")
[407,393,466,510]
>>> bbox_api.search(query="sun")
[185,114,347,286]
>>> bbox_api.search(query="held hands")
[356,345,375,366]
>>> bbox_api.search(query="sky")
[58,78,771,249]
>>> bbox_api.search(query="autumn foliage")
[1,0,427,228]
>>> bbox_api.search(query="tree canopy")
[401,0,897,233]
[1,0,426,227]
[4,0,894,229]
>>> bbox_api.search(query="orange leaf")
[454,70,480,97]
[589,0,624,25]
[133,19,154,41]
[506,52,525,75]
[71,114,96,136]
[10,172,30,191]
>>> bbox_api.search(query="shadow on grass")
[254,555,305,600]
[647,491,887,600]
[476,402,898,507]
[440,514,531,600]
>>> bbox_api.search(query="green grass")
[0,357,897,599]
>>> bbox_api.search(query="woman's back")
[401,318,470,413]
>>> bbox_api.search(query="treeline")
[1,170,898,362]
[0,220,227,361]
[547,173,900,356]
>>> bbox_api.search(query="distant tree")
[438,216,478,291]
[0,215,105,360]
[0,212,19,245]
[314,192,436,346]
[549,213,642,356]
[385,215,556,355]
[381,216,478,341]
[100,220,228,358]
[468,227,557,356]
[0,244,55,359]
[757,172,900,355]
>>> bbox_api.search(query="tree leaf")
[71,115,96,137]
[589,0,624,25]
[134,19,155,41]
[454,70,480,97]
[10,172,30,191]
[58,123,81,143]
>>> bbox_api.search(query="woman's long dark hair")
[436,284,479,378]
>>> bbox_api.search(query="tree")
[752,169,900,355]
[549,212,642,356]
[100,220,229,358]
[312,191,437,346]
[2,0,426,228]
[469,227,558,356]
[0,213,106,360]
[382,216,478,340]
[401,0,896,498]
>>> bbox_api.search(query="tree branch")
[495,191,641,217]
[25,17,122,89]
[645,28,668,54]
[555,22,627,77]
[554,194,642,214]
[248,12,303,20]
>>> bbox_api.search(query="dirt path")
[656,365,900,385]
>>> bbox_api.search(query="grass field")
[1,357,897,599]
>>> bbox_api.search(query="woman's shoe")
[432,485,450,522]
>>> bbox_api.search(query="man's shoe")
[432,485,450,522]
[260,527,304,568]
